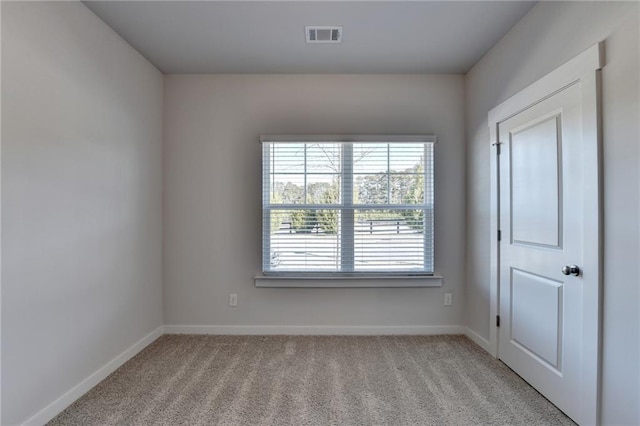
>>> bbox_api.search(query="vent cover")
[305,26,342,43]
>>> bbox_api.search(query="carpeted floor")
[49,335,574,425]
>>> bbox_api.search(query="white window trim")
[260,134,439,286]
[260,134,438,144]
[254,274,443,288]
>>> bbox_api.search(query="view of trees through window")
[263,141,434,272]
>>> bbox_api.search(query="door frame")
[488,42,604,425]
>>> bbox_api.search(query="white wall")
[1,2,163,424]
[465,2,639,424]
[164,75,465,331]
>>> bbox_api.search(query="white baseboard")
[464,326,492,354]
[22,326,163,426]
[163,324,466,336]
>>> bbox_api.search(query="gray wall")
[1,2,164,424]
[163,75,465,330]
[465,2,639,424]
[5,1,637,424]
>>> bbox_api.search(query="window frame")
[261,134,437,277]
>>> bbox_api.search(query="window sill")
[254,274,443,288]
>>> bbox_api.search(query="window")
[262,135,435,275]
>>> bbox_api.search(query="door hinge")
[498,230,502,241]
[493,141,502,155]
[496,315,501,327]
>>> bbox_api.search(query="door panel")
[510,115,562,249]
[511,268,562,371]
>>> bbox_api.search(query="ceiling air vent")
[305,26,342,43]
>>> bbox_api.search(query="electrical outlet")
[444,293,453,306]
[229,293,238,307]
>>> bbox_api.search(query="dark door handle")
[562,265,580,276]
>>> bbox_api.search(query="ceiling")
[84,1,536,74]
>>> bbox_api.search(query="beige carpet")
[49,335,573,425]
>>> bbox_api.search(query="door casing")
[488,42,603,425]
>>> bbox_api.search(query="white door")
[494,45,602,425]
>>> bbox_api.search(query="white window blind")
[262,135,435,275]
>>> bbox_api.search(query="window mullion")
[341,143,354,272]
[387,143,391,205]
[303,144,308,203]
[424,143,433,272]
